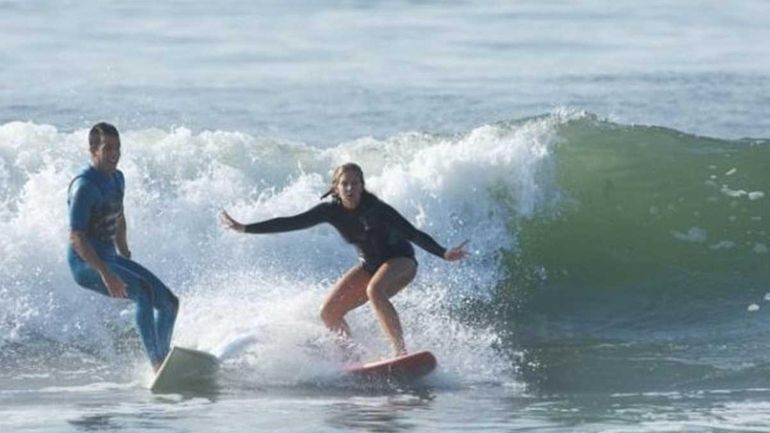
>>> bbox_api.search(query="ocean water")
[2,1,770,432]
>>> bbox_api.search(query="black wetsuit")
[244,192,447,273]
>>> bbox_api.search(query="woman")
[220,163,467,356]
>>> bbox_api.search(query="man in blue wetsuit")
[67,122,178,371]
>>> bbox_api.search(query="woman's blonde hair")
[320,162,365,199]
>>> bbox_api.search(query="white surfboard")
[150,346,220,393]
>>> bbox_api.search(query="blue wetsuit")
[244,192,447,273]
[67,166,178,366]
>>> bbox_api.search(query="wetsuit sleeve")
[378,202,447,258]
[116,170,125,198]
[244,203,330,234]
[69,178,98,232]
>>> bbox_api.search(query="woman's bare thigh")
[320,264,372,318]
[368,257,417,299]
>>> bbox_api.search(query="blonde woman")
[221,163,467,357]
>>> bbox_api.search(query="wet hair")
[320,162,366,200]
[88,122,120,150]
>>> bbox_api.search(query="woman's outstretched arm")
[220,204,329,234]
[379,202,468,261]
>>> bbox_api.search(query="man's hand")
[115,213,130,258]
[101,271,128,298]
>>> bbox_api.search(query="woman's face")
[336,170,363,209]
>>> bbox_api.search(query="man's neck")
[90,163,114,176]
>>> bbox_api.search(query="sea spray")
[1,114,570,386]
[2,113,767,387]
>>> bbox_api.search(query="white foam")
[721,186,747,198]
[38,380,139,394]
[671,227,707,243]
[709,240,735,250]
[1,116,568,387]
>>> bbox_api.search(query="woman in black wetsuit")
[220,163,467,356]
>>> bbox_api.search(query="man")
[67,122,178,371]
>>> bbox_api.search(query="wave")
[506,117,769,339]
[0,112,563,384]
[1,112,767,385]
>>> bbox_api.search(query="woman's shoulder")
[308,200,337,215]
[368,193,397,209]
[362,193,403,219]
[362,191,382,205]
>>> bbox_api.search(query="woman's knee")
[320,302,340,326]
[366,282,386,304]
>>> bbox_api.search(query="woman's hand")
[220,210,246,233]
[444,240,469,261]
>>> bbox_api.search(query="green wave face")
[509,118,769,326]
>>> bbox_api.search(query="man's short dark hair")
[88,122,120,149]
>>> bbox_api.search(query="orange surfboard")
[345,350,437,381]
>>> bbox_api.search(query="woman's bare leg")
[366,257,417,356]
[319,264,371,338]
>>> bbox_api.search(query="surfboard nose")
[150,346,220,394]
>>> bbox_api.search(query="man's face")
[91,135,121,173]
